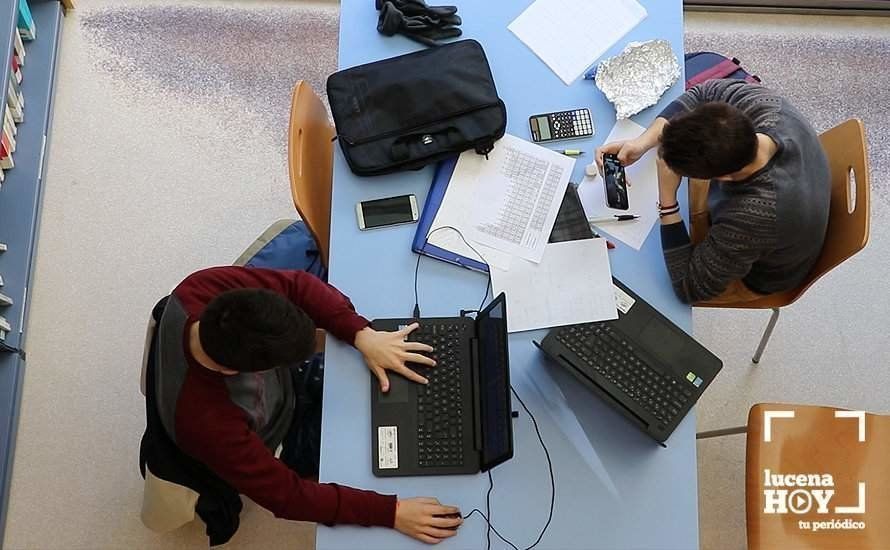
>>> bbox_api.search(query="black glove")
[376,0,457,18]
[376,0,462,47]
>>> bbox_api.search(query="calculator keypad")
[548,109,593,140]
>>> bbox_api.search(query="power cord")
[414,225,492,318]
[413,225,555,549]
[461,386,556,550]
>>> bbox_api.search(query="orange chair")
[698,403,890,549]
[692,119,870,363]
[287,81,335,268]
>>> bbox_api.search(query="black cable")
[413,227,554,549]
[486,470,493,549]
[414,225,492,318]
[460,386,556,550]
[510,385,556,550]
[462,509,519,550]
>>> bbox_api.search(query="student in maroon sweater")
[155,266,462,544]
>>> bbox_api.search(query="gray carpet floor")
[4,4,889,550]
[4,1,338,548]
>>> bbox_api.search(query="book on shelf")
[0,131,13,170]
[0,243,7,252]
[0,292,13,306]
[3,116,16,153]
[17,0,36,41]
[4,106,16,136]
[13,30,26,67]
[9,76,24,111]
[6,82,23,123]
[0,315,11,333]
[11,55,22,84]
[0,273,4,286]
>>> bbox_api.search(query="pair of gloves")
[376,0,462,47]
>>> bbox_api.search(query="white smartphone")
[356,194,419,230]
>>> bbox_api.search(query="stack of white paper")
[491,239,617,333]
[508,0,648,85]
[428,134,575,267]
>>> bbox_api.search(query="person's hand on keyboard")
[355,323,436,392]
[394,497,462,544]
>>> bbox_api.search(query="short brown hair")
[659,102,758,179]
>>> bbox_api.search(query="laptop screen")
[477,293,513,470]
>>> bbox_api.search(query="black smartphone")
[603,153,629,210]
[355,194,419,230]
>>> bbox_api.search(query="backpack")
[236,219,327,477]
[684,51,762,90]
[235,219,327,281]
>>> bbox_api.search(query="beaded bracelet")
[657,201,680,218]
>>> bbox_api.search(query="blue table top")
[319,1,695,549]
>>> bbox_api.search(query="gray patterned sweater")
[658,80,831,303]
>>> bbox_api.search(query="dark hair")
[659,102,758,179]
[199,289,316,373]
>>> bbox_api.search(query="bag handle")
[391,127,466,161]
[686,58,743,89]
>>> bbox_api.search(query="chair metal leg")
[696,426,747,439]
[752,308,781,364]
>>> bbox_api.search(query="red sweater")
[170,266,396,527]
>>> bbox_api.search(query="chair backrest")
[697,118,870,309]
[800,119,871,288]
[288,81,335,267]
[140,313,157,396]
[745,403,890,549]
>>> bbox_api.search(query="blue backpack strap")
[239,220,328,281]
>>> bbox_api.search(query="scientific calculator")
[529,108,594,143]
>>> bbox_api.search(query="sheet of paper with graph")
[459,134,575,263]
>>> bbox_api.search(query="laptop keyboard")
[410,323,466,468]
[555,323,693,429]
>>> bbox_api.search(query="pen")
[558,149,584,156]
[588,214,640,223]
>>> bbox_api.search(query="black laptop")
[538,279,723,444]
[370,293,513,476]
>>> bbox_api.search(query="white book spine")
[4,107,16,136]
[4,119,16,153]
[13,30,25,65]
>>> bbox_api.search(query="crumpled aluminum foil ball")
[595,39,681,119]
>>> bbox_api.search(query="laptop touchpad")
[638,318,686,367]
[378,375,414,404]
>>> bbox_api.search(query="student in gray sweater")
[596,79,831,304]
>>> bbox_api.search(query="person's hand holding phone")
[593,116,670,176]
[594,138,649,176]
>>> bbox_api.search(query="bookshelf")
[0,0,64,538]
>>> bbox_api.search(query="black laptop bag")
[327,39,507,176]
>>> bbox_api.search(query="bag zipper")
[337,101,504,146]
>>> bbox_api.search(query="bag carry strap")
[391,127,465,161]
[686,58,743,89]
